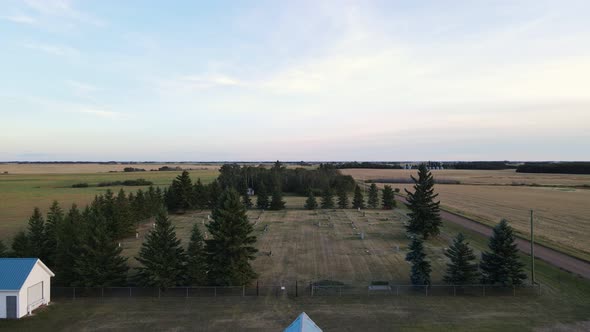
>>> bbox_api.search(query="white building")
[0,258,55,319]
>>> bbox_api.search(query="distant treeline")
[335,162,402,169]
[72,179,154,188]
[516,162,590,175]
[447,162,515,170]
[368,178,460,185]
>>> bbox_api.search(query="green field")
[0,169,219,241]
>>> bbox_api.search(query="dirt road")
[396,197,590,279]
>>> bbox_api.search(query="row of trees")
[5,187,165,286]
[303,184,397,210]
[406,220,526,285]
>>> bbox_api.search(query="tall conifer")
[443,233,479,284]
[368,183,379,208]
[405,164,441,239]
[186,224,207,285]
[480,220,526,285]
[352,185,365,209]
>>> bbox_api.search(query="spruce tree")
[170,170,193,212]
[114,189,134,238]
[368,183,379,208]
[241,182,253,209]
[405,164,441,239]
[304,190,318,210]
[136,212,187,287]
[74,213,129,287]
[443,233,479,284]
[11,231,30,257]
[206,189,258,286]
[269,186,286,210]
[208,180,222,209]
[256,182,269,209]
[0,240,7,257]
[381,185,396,210]
[405,236,431,285]
[45,201,63,267]
[27,207,48,261]
[337,187,349,209]
[480,219,527,285]
[55,205,83,286]
[193,178,208,209]
[186,224,207,285]
[352,185,365,209]
[320,188,335,209]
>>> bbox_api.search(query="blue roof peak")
[0,258,39,290]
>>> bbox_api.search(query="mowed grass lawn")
[0,169,219,241]
[2,207,589,331]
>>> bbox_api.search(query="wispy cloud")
[66,80,99,95]
[75,108,125,119]
[156,74,244,95]
[23,42,79,57]
[22,0,105,26]
[1,14,36,25]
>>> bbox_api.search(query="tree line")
[1,174,258,288]
[516,162,590,175]
[403,164,526,286]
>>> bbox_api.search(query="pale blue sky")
[1,0,589,161]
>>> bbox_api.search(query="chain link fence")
[51,282,540,299]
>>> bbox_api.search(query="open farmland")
[0,168,219,241]
[341,169,590,261]
[341,168,590,186]
[0,163,220,174]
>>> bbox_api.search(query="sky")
[1,0,589,161]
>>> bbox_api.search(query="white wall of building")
[16,261,53,318]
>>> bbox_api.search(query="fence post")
[296,280,298,297]
[482,285,485,296]
[396,286,399,296]
[186,287,189,298]
[256,281,259,297]
[513,285,516,296]
[339,286,342,297]
[130,287,132,297]
[243,285,245,297]
[214,287,217,297]
[425,286,428,296]
[158,288,161,299]
[454,285,456,296]
[311,281,314,297]
[73,287,76,300]
[102,287,104,298]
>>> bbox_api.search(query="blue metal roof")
[0,258,38,290]
[284,312,323,332]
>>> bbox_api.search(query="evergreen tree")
[11,231,30,257]
[135,212,187,288]
[320,188,335,209]
[443,233,480,284]
[405,164,441,239]
[132,189,148,221]
[186,224,207,285]
[27,207,48,261]
[480,220,527,285]
[367,183,379,208]
[206,189,258,286]
[256,182,270,209]
[405,236,431,285]
[269,186,286,210]
[0,240,7,257]
[381,185,396,210]
[193,178,208,209]
[304,190,318,210]
[45,201,63,267]
[55,204,83,286]
[352,185,365,209]
[240,179,253,209]
[169,170,193,212]
[74,213,129,287]
[114,189,134,238]
[208,180,222,209]
[337,187,349,209]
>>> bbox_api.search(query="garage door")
[27,282,43,305]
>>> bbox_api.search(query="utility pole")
[530,209,535,284]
